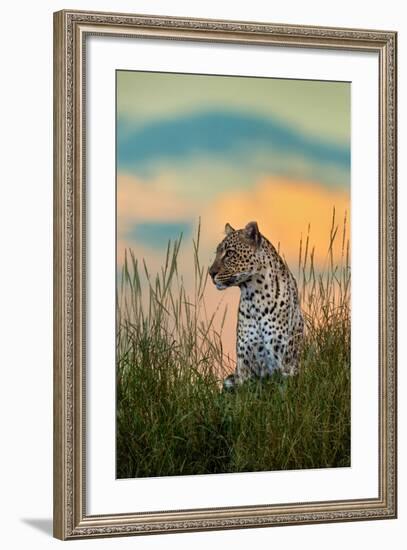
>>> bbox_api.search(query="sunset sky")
[116,70,350,358]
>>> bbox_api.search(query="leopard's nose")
[209,265,218,280]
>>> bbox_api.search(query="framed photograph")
[53,9,397,540]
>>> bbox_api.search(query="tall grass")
[116,213,350,478]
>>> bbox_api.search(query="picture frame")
[53,9,397,540]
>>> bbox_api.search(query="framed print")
[53,9,397,540]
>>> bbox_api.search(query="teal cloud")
[117,110,350,184]
[127,221,192,249]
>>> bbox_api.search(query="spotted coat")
[209,221,304,388]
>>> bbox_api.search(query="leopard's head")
[209,221,263,290]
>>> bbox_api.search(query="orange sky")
[117,173,349,361]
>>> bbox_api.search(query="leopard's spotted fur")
[209,222,304,389]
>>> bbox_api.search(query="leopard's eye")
[224,249,234,260]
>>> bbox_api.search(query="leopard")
[209,221,304,390]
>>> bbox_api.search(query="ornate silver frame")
[53,9,397,540]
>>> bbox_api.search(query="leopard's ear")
[244,221,261,247]
[225,223,235,235]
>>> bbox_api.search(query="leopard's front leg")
[223,354,252,391]
[223,317,254,390]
